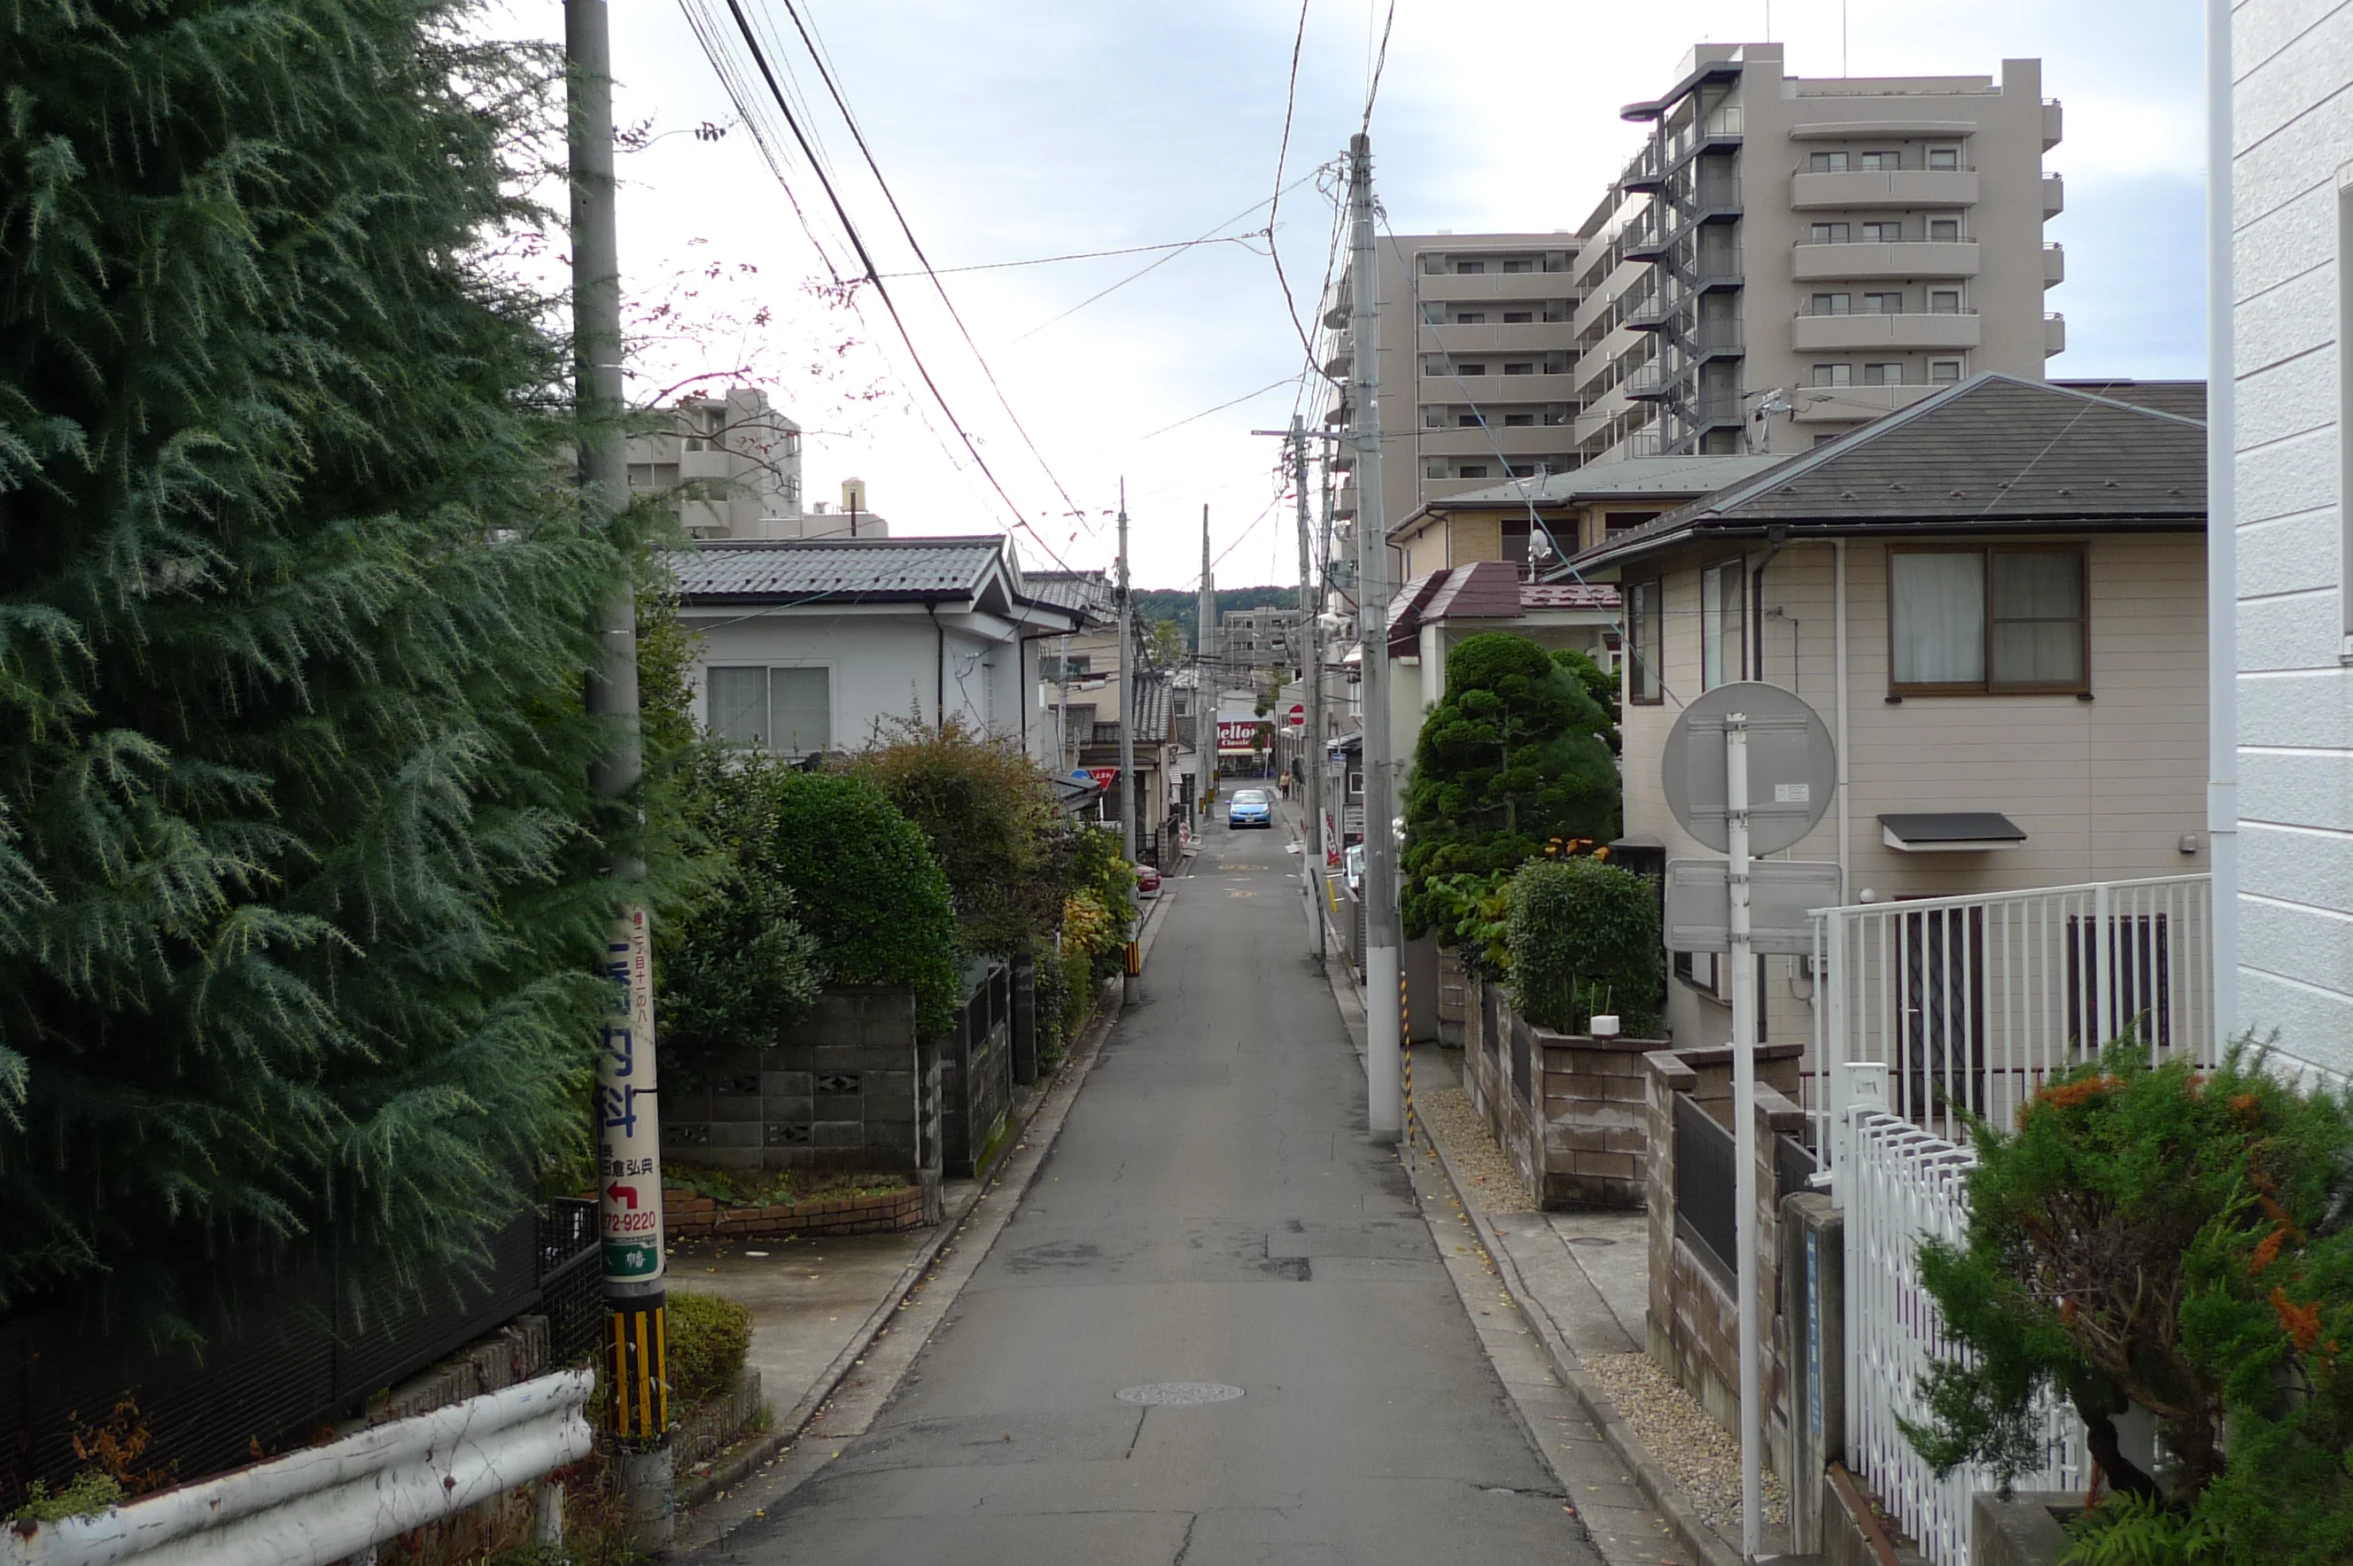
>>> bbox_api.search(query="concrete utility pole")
[568,0,670,1545]
[1348,133,1402,1143]
[1118,484,1142,1005]
[1255,418,1329,963]
[1198,505,1215,814]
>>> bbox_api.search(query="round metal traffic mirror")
[1660,680,1837,856]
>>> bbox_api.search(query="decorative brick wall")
[1642,1043,1808,1480]
[661,1184,925,1240]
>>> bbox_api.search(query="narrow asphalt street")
[690,817,1603,1565]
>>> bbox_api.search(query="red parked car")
[1134,864,1162,895]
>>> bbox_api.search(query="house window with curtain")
[1700,560,1745,690]
[707,665,833,754]
[1627,579,1663,704]
[1888,546,2088,694]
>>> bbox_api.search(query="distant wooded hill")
[1129,586,1301,649]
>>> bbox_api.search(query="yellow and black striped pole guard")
[605,1293,669,1447]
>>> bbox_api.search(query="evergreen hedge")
[0,0,631,1333]
[1505,857,1661,1036]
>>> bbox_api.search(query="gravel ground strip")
[1582,1352,1789,1540]
[1420,1085,1537,1213]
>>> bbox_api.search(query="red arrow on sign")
[605,1183,638,1209]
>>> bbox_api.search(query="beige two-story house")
[1562,373,2208,1059]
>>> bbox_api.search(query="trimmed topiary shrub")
[1402,632,1620,940]
[664,1291,753,1405]
[1505,856,1661,1036]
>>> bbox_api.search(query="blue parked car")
[1227,788,1273,829]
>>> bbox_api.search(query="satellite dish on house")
[1661,681,1836,855]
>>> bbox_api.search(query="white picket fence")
[1812,874,2214,1184]
[1843,1081,2087,1566]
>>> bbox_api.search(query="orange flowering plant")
[1902,1044,2353,1563]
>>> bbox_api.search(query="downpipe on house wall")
[2205,0,2239,1045]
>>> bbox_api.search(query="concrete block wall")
[941,964,1014,1180]
[2233,1,2353,1084]
[659,987,938,1208]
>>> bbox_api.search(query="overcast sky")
[513,0,2206,588]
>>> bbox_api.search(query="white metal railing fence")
[1844,1075,2086,1566]
[1812,875,2213,1183]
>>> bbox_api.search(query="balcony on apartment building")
[2043,242,2065,287]
[1790,238,1979,281]
[1321,335,1353,380]
[2045,312,2067,356]
[1422,371,1582,407]
[1418,320,1577,356]
[1791,307,1981,352]
[1659,104,1743,166]
[2043,171,2064,216]
[1789,167,1980,209]
[1417,269,1574,304]
[1417,423,1573,458]
[1789,379,1946,422]
[678,447,737,484]
[1622,362,1681,402]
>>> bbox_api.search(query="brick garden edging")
[660,1184,925,1240]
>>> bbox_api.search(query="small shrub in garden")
[1505,857,1661,1035]
[1905,1044,2353,1564]
[664,1291,754,1405]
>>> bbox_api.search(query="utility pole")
[1254,418,1330,963]
[1057,632,1074,774]
[568,0,670,1546]
[1118,484,1141,1004]
[1198,506,1215,816]
[1348,133,1402,1143]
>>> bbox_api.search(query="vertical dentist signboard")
[598,908,664,1283]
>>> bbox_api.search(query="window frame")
[706,661,836,754]
[1626,578,1664,705]
[1885,542,2090,697]
[1700,558,1747,691]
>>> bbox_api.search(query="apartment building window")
[1809,151,1850,172]
[708,665,832,754]
[1865,291,1904,314]
[1701,560,1746,691]
[1423,406,1445,429]
[1809,222,1850,244]
[1544,354,1570,374]
[1459,464,1491,479]
[1420,302,1444,325]
[1864,362,1903,385]
[1502,258,1534,273]
[1503,412,1536,427]
[1457,311,1487,324]
[1457,413,1483,428]
[1859,150,1900,170]
[1627,579,1663,704]
[1811,291,1853,316]
[1505,463,1535,478]
[1930,218,1961,241]
[1455,260,1487,274]
[1862,220,1902,242]
[1929,289,1963,314]
[1425,459,1447,479]
[1928,145,1961,170]
[1421,354,1451,377]
[1814,363,1854,387]
[1888,545,2088,694]
[1459,361,1487,375]
[1503,311,1534,323]
[1504,361,1534,375]
[1930,358,1964,383]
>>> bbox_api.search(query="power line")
[696,0,1079,571]
[1011,171,1322,344]
[1361,0,1397,130]
[1266,0,1321,372]
[769,0,1094,532]
[875,231,1271,279]
[1139,376,1304,442]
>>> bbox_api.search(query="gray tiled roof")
[1568,374,2205,576]
[666,537,1008,602]
[1025,569,1117,618]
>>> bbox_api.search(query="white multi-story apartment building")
[623,387,890,541]
[1573,43,2064,463]
[1317,44,2067,539]
[2228,5,2353,1085]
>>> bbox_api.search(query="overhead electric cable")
[875,232,1271,279]
[1361,0,1397,130]
[1266,0,1322,371]
[1140,377,1304,441]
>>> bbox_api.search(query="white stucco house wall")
[666,536,1093,768]
[2232,6,2353,1084]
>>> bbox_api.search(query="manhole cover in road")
[1115,1382,1245,1406]
[1565,1236,1617,1247]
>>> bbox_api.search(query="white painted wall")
[683,606,1054,764]
[2233,5,2353,1082]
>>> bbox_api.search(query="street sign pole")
[1725,714,1762,1562]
